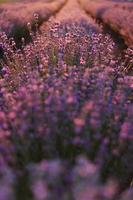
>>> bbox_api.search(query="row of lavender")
[0,0,67,47]
[79,0,133,47]
[0,19,133,199]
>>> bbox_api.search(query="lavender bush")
[79,0,133,46]
[0,0,66,47]
[0,19,133,199]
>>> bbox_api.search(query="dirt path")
[55,0,97,24]
[42,0,100,31]
[41,0,126,51]
[40,0,127,58]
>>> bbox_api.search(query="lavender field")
[0,0,133,199]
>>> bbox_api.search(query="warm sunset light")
[0,0,133,199]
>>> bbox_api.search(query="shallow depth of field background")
[0,0,133,200]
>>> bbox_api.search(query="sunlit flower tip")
[76,156,97,177]
[44,98,50,105]
[8,112,16,120]
[34,13,39,20]
[130,83,133,89]
[103,181,117,197]
[105,67,115,74]
[20,87,27,93]
[110,59,116,66]
[21,37,25,43]
[120,122,132,139]
[84,101,94,112]
[32,85,38,91]
[0,130,10,138]
[32,180,48,200]
[114,114,120,121]
[27,22,31,26]
[0,79,4,85]
[27,22,31,30]
[63,73,68,78]
[66,96,74,104]
[80,57,85,65]
[0,111,5,120]
[118,78,124,84]
[73,118,85,127]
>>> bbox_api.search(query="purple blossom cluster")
[0,20,133,199]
